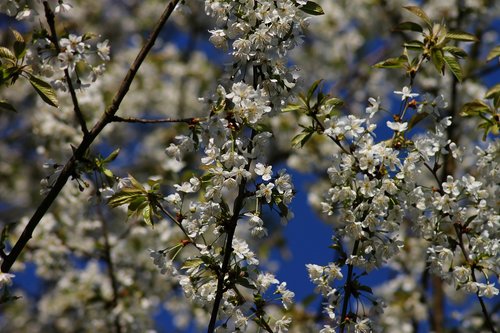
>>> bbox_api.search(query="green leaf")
[357,285,373,294]
[298,1,324,16]
[11,29,26,59]
[291,131,313,147]
[486,46,500,62]
[431,49,445,75]
[461,99,490,117]
[181,258,203,270]
[325,97,344,108]
[485,84,500,100]
[306,79,322,103]
[403,6,432,28]
[403,40,424,50]
[373,56,408,69]
[103,148,121,163]
[0,100,16,112]
[28,75,59,107]
[0,47,16,62]
[443,46,467,59]
[443,55,463,82]
[282,103,304,113]
[445,30,478,42]
[236,277,257,290]
[103,168,114,178]
[393,21,423,33]
[407,112,429,131]
[143,204,153,226]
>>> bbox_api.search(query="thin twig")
[454,224,497,333]
[111,115,202,124]
[42,1,89,136]
[1,0,181,273]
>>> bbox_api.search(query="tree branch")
[339,240,359,333]
[111,115,203,124]
[42,1,89,136]
[207,179,248,333]
[1,0,181,273]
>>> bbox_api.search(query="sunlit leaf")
[443,55,463,82]
[403,6,432,27]
[403,40,424,50]
[486,46,500,62]
[11,29,26,59]
[0,47,16,62]
[298,1,324,16]
[291,131,313,147]
[461,99,490,117]
[431,49,445,75]
[445,30,478,42]
[28,75,59,107]
[485,84,500,99]
[443,46,467,59]
[373,56,408,69]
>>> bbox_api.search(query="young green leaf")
[306,79,322,103]
[403,41,424,50]
[0,47,16,62]
[443,46,467,59]
[443,55,463,82]
[393,21,423,33]
[373,56,408,69]
[0,100,17,112]
[28,75,59,107]
[445,30,478,42]
[291,131,313,147]
[282,103,304,113]
[403,6,432,28]
[486,45,500,62]
[431,49,445,75]
[11,29,26,59]
[103,148,121,163]
[485,84,500,100]
[460,99,490,117]
[298,1,324,16]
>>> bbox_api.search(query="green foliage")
[374,6,476,82]
[284,80,343,147]
[486,45,500,62]
[108,176,163,226]
[297,1,324,16]
[461,89,500,140]
[28,74,59,108]
[0,30,59,109]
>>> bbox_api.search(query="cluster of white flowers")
[307,86,499,331]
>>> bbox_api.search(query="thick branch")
[339,240,359,333]
[1,0,181,273]
[43,1,89,136]
[207,179,248,333]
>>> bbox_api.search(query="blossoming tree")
[0,0,498,332]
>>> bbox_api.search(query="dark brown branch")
[207,179,248,333]
[111,115,202,124]
[43,1,89,136]
[339,240,359,333]
[1,0,181,273]
[207,123,256,333]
